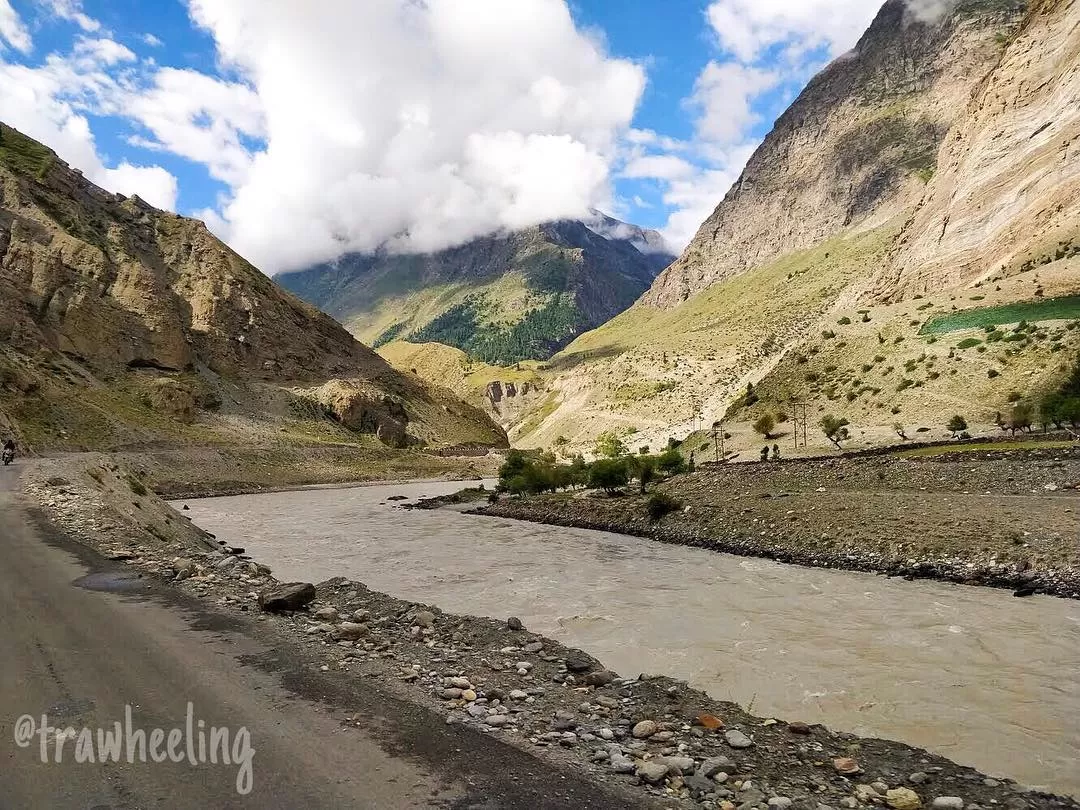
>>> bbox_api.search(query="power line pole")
[791,401,808,449]
[710,420,725,463]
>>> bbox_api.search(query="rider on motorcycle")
[2,438,15,462]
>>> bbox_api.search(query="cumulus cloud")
[0,0,32,53]
[905,0,961,24]
[185,0,645,272]
[124,68,264,185]
[0,38,179,210]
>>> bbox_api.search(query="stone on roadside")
[789,721,812,735]
[697,713,724,731]
[769,798,793,809]
[886,788,922,810]
[833,757,862,776]
[610,754,636,774]
[565,650,594,672]
[509,689,528,701]
[414,610,435,628]
[637,761,670,785]
[724,729,753,749]
[659,755,696,775]
[584,670,615,687]
[258,583,316,613]
[632,720,659,739]
[932,799,964,810]
[485,715,509,727]
[313,606,339,622]
[699,756,736,779]
[507,616,524,631]
[334,622,368,640]
[461,689,477,701]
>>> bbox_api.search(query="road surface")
[0,464,650,809]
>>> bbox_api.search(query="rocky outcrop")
[874,0,1080,298]
[0,122,508,451]
[644,0,1025,308]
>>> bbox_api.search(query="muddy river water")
[177,481,1080,796]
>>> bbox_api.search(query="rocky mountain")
[0,122,506,454]
[504,0,1080,455]
[278,212,674,365]
[646,0,1025,308]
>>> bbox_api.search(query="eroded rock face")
[307,379,412,447]
[643,0,1025,308]
[0,123,508,451]
[874,0,1080,299]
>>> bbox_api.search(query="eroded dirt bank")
[477,449,1080,599]
[18,454,1080,810]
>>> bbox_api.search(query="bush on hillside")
[646,492,683,522]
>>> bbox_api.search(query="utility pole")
[710,420,725,463]
[790,401,808,449]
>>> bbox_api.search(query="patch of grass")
[897,440,1076,458]
[920,295,1080,335]
[0,123,56,178]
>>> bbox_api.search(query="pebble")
[461,689,477,701]
[833,757,862,775]
[584,670,615,687]
[596,696,620,709]
[697,713,724,730]
[769,798,794,809]
[610,754,636,774]
[313,607,339,621]
[485,715,509,727]
[982,780,1000,789]
[886,788,923,810]
[599,728,615,740]
[724,729,754,749]
[910,773,929,785]
[565,651,593,672]
[440,688,462,699]
[699,756,735,778]
[447,676,471,689]
[509,689,529,701]
[637,761,669,785]
[632,720,659,739]
[414,610,435,628]
[523,641,543,653]
[932,799,964,810]
[507,616,524,631]
[659,755,696,775]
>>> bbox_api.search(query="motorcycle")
[2,448,14,466]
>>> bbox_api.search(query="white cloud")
[142,33,163,47]
[905,0,961,23]
[99,161,178,210]
[0,0,32,53]
[124,67,264,185]
[623,154,697,182]
[0,41,179,211]
[38,0,100,33]
[688,61,778,145]
[705,0,884,64]
[184,0,645,272]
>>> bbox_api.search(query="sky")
[0,0,939,274]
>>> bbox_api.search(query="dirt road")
[0,465,649,809]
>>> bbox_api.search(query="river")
[176,480,1080,796]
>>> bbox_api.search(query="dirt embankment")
[19,454,1080,810]
[478,448,1080,599]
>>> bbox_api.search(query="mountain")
[277,212,674,366]
[504,0,1080,454]
[0,122,506,457]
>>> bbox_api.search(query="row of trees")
[498,447,687,498]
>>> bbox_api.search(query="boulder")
[258,582,316,612]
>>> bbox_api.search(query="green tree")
[594,430,628,459]
[657,448,686,474]
[946,414,968,437]
[629,455,658,494]
[820,414,851,449]
[753,412,776,439]
[588,459,629,494]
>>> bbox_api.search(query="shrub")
[588,459,629,493]
[837,317,851,325]
[646,492,683,522]
[657,448,687,475]
[988,369,1000,379]
[820,414,850,449]
[946,414,968,436]
[594,431,628,459]
[753,412,776,439]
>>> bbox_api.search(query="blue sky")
[0,0,887,271]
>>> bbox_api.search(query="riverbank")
[18,453,1080,809]
[476,448,1080,599]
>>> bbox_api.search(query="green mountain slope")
[277,214,674,365]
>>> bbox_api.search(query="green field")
[897,439,1077,457]
[920,296,1080,335]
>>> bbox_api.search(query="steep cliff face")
[278,212,674,365]
[875,0,1080,298]
[645,0,1025,308]
[0,122,506,451]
